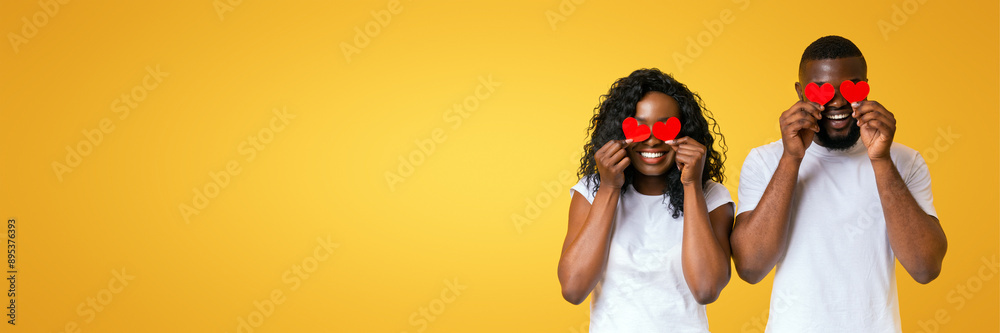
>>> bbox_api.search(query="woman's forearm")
[558,186,621,304]
[680,184,731,304]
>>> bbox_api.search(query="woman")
[557,68,733,332]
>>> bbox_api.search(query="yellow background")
[1,0,997,332]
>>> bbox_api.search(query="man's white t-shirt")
[737,140,937,333]
[571,177,734,333]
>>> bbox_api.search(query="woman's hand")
[595,139,632,189]
[559,138,632,305]
[668,137,707,187]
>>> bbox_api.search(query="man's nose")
[828,86,850,109]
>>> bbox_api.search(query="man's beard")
[815,120,861,151]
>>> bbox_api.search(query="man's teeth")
[826,113,849,120]
[640,151,665,158]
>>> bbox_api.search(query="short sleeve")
[570,175,597,204]
[901,151,938,218]
[737,148,770,216]
[703,181,735,212]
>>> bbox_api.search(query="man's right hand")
[596,139,632,189]
[779,101,823,160]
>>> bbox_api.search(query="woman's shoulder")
[702,180,734,209]
[570,174,599,203]
[702,179,726,190]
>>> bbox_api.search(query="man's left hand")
[853,100,896,161]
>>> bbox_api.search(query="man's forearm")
[872,159,947,283]
[732,154,801,284]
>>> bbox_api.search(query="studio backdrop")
[1,0,997,332]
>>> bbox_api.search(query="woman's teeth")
[826,113,849,120]
[640,151,665,158]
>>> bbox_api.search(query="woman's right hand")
[596,139,632,189]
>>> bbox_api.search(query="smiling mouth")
[825,113,850,120]
[639,151,665,158]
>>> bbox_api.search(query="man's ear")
[794,82,804,101]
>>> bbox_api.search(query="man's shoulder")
[889,141,919,156]
[747,139,785,161]
[889,142,928,173]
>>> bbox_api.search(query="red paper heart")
[622,117,650,142]
[652,117,681,141]
[839,80,870,103]
[804,82,835,105]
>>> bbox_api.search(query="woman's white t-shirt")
[570,177,734,333]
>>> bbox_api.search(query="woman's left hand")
[667,136,707,187]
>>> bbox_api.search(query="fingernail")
[665,140,674,145]
[851,102,860,108]
[625,139,633,143]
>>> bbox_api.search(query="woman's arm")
[671,136,733,304]
[558,139,631,305]
[680,186,734,304]
[557,186,621,305]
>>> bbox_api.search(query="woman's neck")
[631,173,669,196]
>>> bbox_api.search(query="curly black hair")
[577,68,727,218]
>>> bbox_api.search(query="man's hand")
[852,100,896,161]
[779,101,822,160]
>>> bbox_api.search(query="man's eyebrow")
[812,78,864,85]
[832,78,865,84]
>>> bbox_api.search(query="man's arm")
[731,100,821,284]
[731,155,801,284]
[855,100,947,283]
[871,159,947,283]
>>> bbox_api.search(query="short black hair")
[799,35,866,72]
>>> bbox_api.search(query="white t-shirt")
[570,177,734,333]
[737,140,937,333]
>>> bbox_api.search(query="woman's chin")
[633,165,673,177]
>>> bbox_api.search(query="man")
[730,35,947,332]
